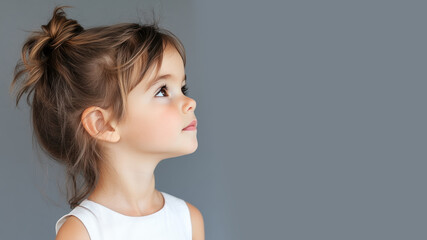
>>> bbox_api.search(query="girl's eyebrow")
[144,73,187,91]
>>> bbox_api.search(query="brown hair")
[9,5,186,209]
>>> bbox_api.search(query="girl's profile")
[9,5,204,240]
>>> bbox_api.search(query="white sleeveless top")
[55,191,192,240]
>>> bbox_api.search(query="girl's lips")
[183,119,197,130]
[182,126,197,131]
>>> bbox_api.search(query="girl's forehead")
[152,46,184,79]
[131,44,184,91]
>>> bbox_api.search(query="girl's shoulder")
[163,191,204,239]
[55,203,100,239]
[185,201,205,240]
[55,215,90,240]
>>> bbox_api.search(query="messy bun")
[13,6,83,106]
[10,5,186,209]
[42,6,83,51]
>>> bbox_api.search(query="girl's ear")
[81,106,120,143]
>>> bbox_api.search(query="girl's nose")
[183,97,196,113]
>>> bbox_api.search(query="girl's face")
[117,44,197,158]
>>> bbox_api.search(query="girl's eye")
[155,84,189,97]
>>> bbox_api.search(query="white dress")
[55,191,192,240]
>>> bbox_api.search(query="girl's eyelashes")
[182,84,189,95]
[155,84,189,97]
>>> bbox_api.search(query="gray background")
[1,0,426,239]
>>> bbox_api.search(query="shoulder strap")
[55,205,101,240]
[162,192,192,239]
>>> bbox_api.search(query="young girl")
[10,5,204,240]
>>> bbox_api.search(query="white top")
[55,191,192,240]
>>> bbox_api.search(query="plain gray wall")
[1,0,426,239]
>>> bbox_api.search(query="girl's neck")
[87,157,163,216]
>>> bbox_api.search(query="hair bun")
[41,6,84,51]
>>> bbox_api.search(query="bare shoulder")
[186,201,205,240]
[55,216,90,240]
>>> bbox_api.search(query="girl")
[10,5,204,240]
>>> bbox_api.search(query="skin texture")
[56,44,204,240]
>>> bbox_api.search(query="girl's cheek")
[158,107,181,133]
[139,106,179,140]
[123,99,181,144]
